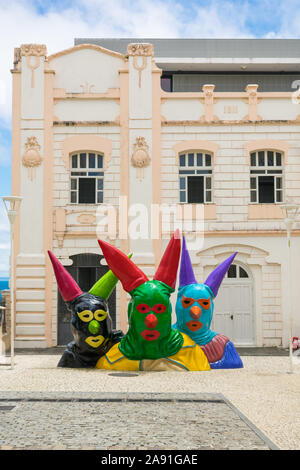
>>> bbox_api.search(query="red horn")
[48,251,83,302]
[98,240,148,292]
[153,229,181,289]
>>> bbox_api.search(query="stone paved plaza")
[0,392,274,450]
[1,354,300,450]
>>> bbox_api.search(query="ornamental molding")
[22,136,43,181]
[131,137,151,181]
[20,44,47,88]
[127,43,154,87]
[77,213,97,225]
[126,43,154,57]
[20,44,47,57]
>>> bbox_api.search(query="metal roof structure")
[74,38,300,58]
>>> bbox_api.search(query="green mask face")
[119,280,183,360]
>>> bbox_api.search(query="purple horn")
[179,236,197,287]
[204,252,238,298]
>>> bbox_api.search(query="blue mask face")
[174,283,217,345]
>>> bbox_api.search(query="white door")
[212,263,255,346]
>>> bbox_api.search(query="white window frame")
[249,150,284,204]
[70,152,104,204]
[179,151,213,204]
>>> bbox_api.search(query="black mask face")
[70,293,112,352]
[57,293,115,368]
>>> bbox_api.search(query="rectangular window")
[179,151,213,204]
[70,152,104,204]
[250,150,283,204]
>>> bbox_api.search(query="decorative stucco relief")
[127,43,154,88]
[243,84,262,121]
[21,44,47,88]
[22,136,43,181]
[80,82,95,94]
[200,84,219,122]
[131,137,151,181]
[77,213,97,225]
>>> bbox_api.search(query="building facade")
[10,38,300,349]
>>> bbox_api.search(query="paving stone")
[0,392,274,450]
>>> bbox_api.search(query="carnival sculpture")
[96,231,210,371]
[173,236,243,369]
[49,231,243,371]
[48,250,124,368]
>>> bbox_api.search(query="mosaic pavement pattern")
[0,392,277,450]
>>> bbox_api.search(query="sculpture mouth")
[85,335,105,348]
[186,320,203,332]
[141,330,160,341]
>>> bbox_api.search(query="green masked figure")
[96,232,211,372]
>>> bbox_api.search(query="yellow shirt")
[96,333,210,372]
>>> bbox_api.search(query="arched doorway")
[212,262,255,346]
[57,253,116,345]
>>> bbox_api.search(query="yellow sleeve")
[167,333,211,371]
[95,343,140,371]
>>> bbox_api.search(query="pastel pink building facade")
[10,39,300,349]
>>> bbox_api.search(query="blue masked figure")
[173,237,243,369]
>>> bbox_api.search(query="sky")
[1,0,300,275]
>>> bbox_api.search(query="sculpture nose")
[145,313,158,329]
[190,306,201,319]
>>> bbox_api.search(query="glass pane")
[188,153,194,166]
[97,154,103,168]
[71,179,77,190]
[267,151,274,166]
[276,152,282,166]
[89,153,96,168]
[71,154,78,168]
[80,153,86,168]
[71,191,77,203]
[97,192,103,203]
[250,177,256,189]
[276,191,283,202]
[97,179,103,190]
[180,191,186,203]
[206,177,211,189]
[250,153,256,166]
[250,190,257,202]
[227,265,237,278]
[239,267,248,278]
[258,151,265,166]
[276,178,282,189]
[179,177,186,190]
[205,154,212,167]
[206,191,212,202]
[196,153,203,166]
[179,154,186,167]
[161,76,172,92]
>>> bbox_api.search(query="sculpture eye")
[198,298,211,310]
[136,303,151,314]
[94,309,108,322]
[181,297,195,309]
[78,310,93,322]
[152,304,166,314]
